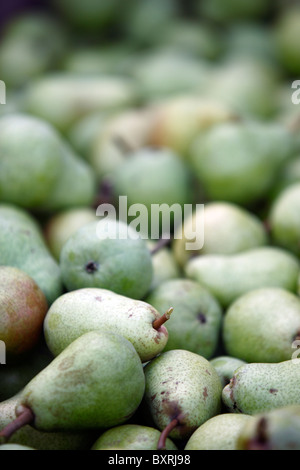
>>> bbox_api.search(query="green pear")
[0,13,67,88]
[222,359,300,415]
[173,201,268,267]
[44,207,97,260]
[184,413,253,450]
[0,204,63,305]
[189,121,293,205]
[185,247,300,308]
[23,73,136,133]
[110,147,194,236]
[237,405,300,450]
[0,267,48,359]
[44,287,170,362]
[0,395,94,450]
[269,183,300,257]
[143,349,222,443]
[0,114,63,208]
[91,424,177,450]
[59,219,153,299]
[0,331,145,434]
[148,96,236,159]
[210,356,247,388]
[145,279,222,358]
[223,288,300,363]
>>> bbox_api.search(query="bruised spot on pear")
[85,261,99,274]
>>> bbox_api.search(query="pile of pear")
[3,0,300,451]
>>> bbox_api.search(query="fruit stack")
[1,0,300,451]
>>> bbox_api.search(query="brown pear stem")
[0,406,34,442]
[157,418,179,450]
[150,236,173,256]
[153,307,174,330]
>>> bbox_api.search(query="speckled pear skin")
[223,288,300,363]
[59,219,153,300]
[145,279,223,359]
[0,395,94,450]
[0,204,63,305]
[222,359,300,415]
[185,247,300,308]
[16,331,145,431]
[143,349,223,440]
[210,356,247,388]
[44,288,168,362]
[184,413,253,450]
[236,405,300,450]
[91,424,177,450]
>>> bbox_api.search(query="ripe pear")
[91,424,177,450]
[0,204,63,305]
[142,349,222,443]
[173,201,268,267]
[0,331,145,435]
[210,356,247,388]
[0,267,48,359]
[185,413,253,450]
[0,395,94,450]
[44,207,97,260]
[59,218,153,299]
[185,246,300,308]
[44,287,169,362]
[189,121,293,205]
[237,405,300,450]
[222,359,300,415]
[145,279,222,358]
[269,183,300,257]
[223,288,300,363]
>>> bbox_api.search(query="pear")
[44,207,97,260]
[0,267,48,359]
[0,395,94,450]
[142,349,222,444]
[173,201,268,267]
[210,356,247,388]
[110,146,194,237]
[184,413,253,450]
[274,6,300,76]
[223,288,300,363]
[269,183,300,257]
[44,287,170,362]
[0,331,145,435]
[236,405,300,450]
[189,120,293,205]
[0,204,63,305]
[145,279,222,358]
[185,246,300,308]
[147,240,181,291]
[91,424,177,450]
[0,114,63,209]
[59,219,153,300]
[222,359,300,415]
[23,73,136,133]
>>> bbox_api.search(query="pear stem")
[150,236,172,256]
[157,418,179,450]
[153,307,174,330]
[0,406,34,442]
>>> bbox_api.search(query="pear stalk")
[0,406,34,441]
[157,418,179,450]
[153,307,174,330]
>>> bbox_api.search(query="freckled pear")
[143,349,222,445]
[0,331,145,435]
[222,359,300,415]
[44,288,170,362]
